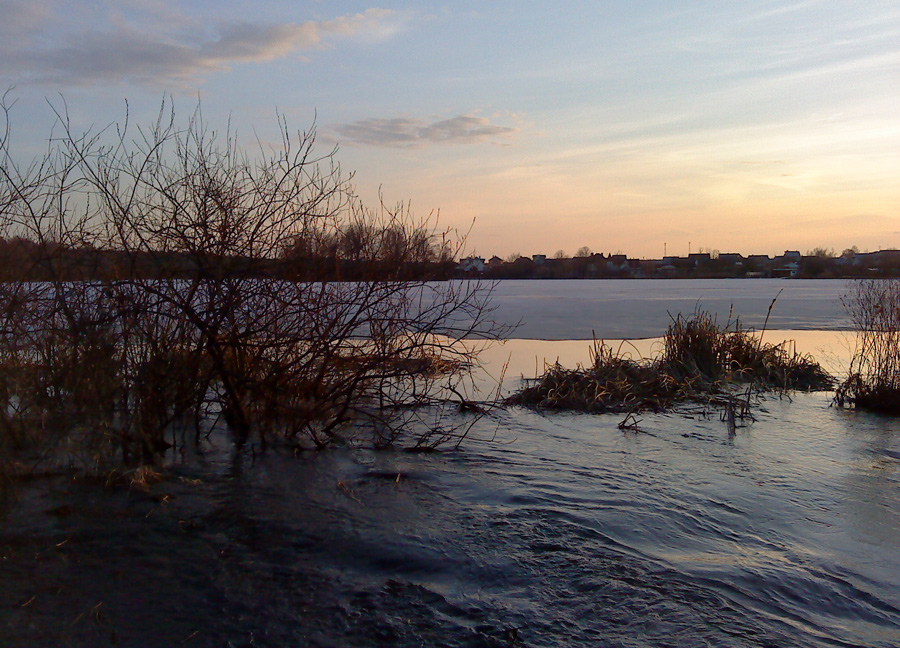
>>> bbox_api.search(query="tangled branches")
[0,97,506,480]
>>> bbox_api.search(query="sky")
[1,0,898,259]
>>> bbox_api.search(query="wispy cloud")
[332,114,519,147]
[0,4,403,86]
[0,0,51,48]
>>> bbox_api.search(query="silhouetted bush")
[835,279,900,414]
[0,97,505,484]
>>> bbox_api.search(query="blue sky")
[2,0,898,258]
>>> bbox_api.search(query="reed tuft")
[508,309,833,416]
[834,279,900,414]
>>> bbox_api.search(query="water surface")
[3,278,897,647]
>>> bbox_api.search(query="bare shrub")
[835,279,900,413]
[0,97,505,477]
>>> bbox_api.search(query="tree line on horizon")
[459,246,900,279]
[0,221,457,283]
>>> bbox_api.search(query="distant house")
[607,254,628,270]
[744,255,772,276]
[688,253,711,266]
[487,255,503,268]
[458,256,485,273]
[836,250,856,266]
[717,253,744,265]
[532,254,547,265]
[853,250,900,268]
[770,250,801,277]
[772,262,799,278]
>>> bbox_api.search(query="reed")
[509,309,833,416]
[834,279,900,414]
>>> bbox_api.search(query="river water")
[3,279,899,647]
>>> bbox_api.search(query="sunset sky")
[2,1,898,259]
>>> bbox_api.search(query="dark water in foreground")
[3,392,900,647]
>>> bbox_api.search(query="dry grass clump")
[834,279,900,414]
[834,375,900,415]
[663,312,832,392]
[508,310,833,415]
[507,343,681,414]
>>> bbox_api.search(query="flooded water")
[3,278,899,647]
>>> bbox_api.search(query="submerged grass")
[507,309,834,416]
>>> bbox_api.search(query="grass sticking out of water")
[507,310,834,415]
[833,279,900,416]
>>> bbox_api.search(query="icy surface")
[488,278,849,339]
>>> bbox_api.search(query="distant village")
[457,248,900,279]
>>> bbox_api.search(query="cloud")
[0,0,51,47]
[332,114,519,147]
[0,6,402,86]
